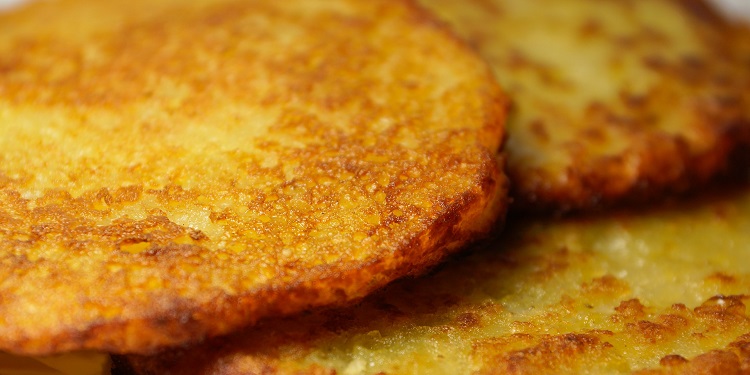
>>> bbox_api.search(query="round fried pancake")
[0,0,508,354]
[421,0,750,212]
[124,183,750,375]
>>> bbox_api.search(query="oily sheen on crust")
[0,0,508,354]
[421,0,750,212]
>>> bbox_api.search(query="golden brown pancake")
[123,181,750,375]
[0,0,508,355]
[420,0,750,212]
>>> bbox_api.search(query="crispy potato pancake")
[0,0,508,355]
[124,182,750,374]
[420,0,750,212]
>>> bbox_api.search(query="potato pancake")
[124,182,750,374]
[420,0,750,212]
[0,0,508,355]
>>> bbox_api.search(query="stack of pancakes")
[0,0,748,374]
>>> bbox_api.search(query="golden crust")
[419,0,750,212]
[0,0,509,354]
[124,183,750,374]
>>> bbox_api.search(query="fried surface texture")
[125,183,750,374]
[0,0,508,354]
[421,0,750,212]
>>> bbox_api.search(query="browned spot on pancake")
[694,295,748,328]
[707,272,739,286]
[657,314,690,331]
[612,299,648,323]
[476,334,614,375]
[627,320,677,344]
[582,275,630,296]
[455,312,482,330]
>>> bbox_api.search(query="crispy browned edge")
[0,0,510,355]
[115,181,750,375]
[502,0,750,214]
[73,159,506,356]
[112,162,511,372]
